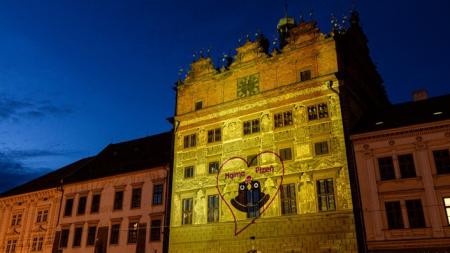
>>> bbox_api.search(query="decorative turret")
[277,16,296,48]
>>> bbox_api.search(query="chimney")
[412,89,428,101]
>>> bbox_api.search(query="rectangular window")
[281,183,297,215]
[72,227,83,247]
[433,149,450,174]
[31,236,43,251]
[36,210,48,223]
[131,188,142,209]
[91,194,101,213]
[398,154,416,178]
[247,154,258,167]
[314,141,329,155]
[113,191,124,210]
[317,179,335,211]
[183,134,196,148]
[207,195,219,223]
[378,157,395,180]
[406,199,426,228]
[308,103,328,120]
[184,166,194,178]
[195,101,203,111]
[274,111,293,128]
[86,226,97,246]
[60,229,69,248]
[300,70,311,81]
[208,161,219,174]
[11,214,22,226]
[6,240,17,253]
[444,197,450,225]
[77,196,87,215]
[150,220,161,241]
[128,222,139,244]
[152,184,164,205]
[243,119,260,135]
[279,148,293,161]
[385,201,404,229]
[64,198,73,217]
[182,198,193,225]
[207,128,221,143]
[110,224,120,245]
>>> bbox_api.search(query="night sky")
[1,0,450,192]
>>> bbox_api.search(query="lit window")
[182,198,193,225]
[279,148,293,161]
[183,134,197,148]
[300,70,311,81]
[314,141,329,155]
[317,179,335,211]
[433,149,450,174]
[127,222,139,244]
[208,161,219,174]
[378,157,395,180]
[308,103,328,120]
[274,111,293,128]
[385,201,404,229]
[184,166,194,178]
[243,119,260,135]
[207,128,221,143]
[207,195,219,223]
[281,184,297,215]
[444,197,450,225]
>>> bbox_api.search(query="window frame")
[90,193,101,213]
[405,199,426,228]
[127,221,139,244]
[207,128,222,143]
[443,197,450,226]
[378,156,396,181]
[86,225,97,246]
[433,149,450,174]
[113,190,124,211]
[307,103,329,121]
[243,118,260,135]
[60,228,70,248]
[183,134,197,149]
[317,178,336,212]
[207,195,220,223]
[208,161,220,174]
[385,201,404,229]
[152,184,164,206]
[72,226,83,247]
[184,166,194,179]
[300,69,312,82]
[280,183,297,215]
[274,110,293,128]
[77,195,87,215]
[150,219,162,241]
[109,223,120,245]
[63,198,74,217]
[182,198,193,225]
[279,147,293,161]
[314,141,329,156]
[398,153,417,179]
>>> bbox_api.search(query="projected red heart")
[215,151,285,236]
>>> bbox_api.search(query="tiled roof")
[352,94,450,135]
[0,131,172,197]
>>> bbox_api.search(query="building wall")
[352,120,450,251]
[0,189,61,253]
[55,167,168,253]
[169,22,357,253]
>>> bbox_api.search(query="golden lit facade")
[169,21,359,253]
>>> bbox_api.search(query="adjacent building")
[169,13,388,253]
[0,132,172,253]
[351,93,450,252]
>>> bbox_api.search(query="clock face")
[237,74,260,98]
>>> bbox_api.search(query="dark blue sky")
[1,0,450,192]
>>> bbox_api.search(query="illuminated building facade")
[0,132,171,253]
[169,13,388,253]
[351,93,450,252]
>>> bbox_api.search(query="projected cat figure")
[231,176,269,218]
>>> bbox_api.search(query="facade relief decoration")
[299,173,315,214]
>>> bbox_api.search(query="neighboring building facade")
[0,158,92,253]
[53,132,171,253]
[351,94,450,252]
[169,14,388,253]
[0,132,172,253]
